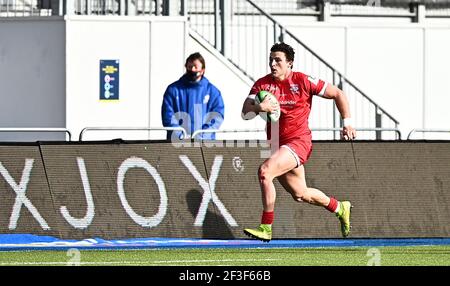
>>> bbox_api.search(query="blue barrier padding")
[1,234,450,251]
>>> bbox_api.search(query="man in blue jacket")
[161,52,225,140]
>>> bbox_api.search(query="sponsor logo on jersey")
[279,100,297,105]
[290,84,299,93]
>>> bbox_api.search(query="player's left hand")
[342,126,356,140]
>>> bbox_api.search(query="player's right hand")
[341,126,356,140]
[258,97,279,113]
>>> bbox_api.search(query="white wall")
[147,18,188,139]
[347,26,424,137]
[0,18,65,141]
[424,28,450,131]
[66,16,186,141]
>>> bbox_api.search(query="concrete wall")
[147,18,188,139]
[0,16,188,141]
[66,16,187,141]
[0,17,65,141]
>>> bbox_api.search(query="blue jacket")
[161,74,225,140]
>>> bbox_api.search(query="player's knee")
[258,164,272,183]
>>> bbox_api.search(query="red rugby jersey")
[249,71,327,141]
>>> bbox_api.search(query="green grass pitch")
[0,245,449,266]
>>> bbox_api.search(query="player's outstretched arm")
[323,84,356,140]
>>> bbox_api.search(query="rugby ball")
[255,90,280,122]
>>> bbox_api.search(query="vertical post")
[220,0,226,56]
[163,0,179,16]
[127,0,136,16]
[66,0,74,15]
[338,75,344,139]
[278,25,285,43]
[375,106,382,140]
[422,28,426,131]
[214,0,221,51]
[273,23,277,44]
[120,0,126,15]
[155,0,161,15]
[319,1,331,22]
[332,71,337,140]
[47,0,61,15]
[100,0,106,15]
[220,0,232,57]
[162,0,169,15]
[93,0,98,15]
[413,3,426,23]
[180,0,186,16]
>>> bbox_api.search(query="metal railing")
[0,0,176,16]
[0,0,49,16]
[78,126,187,141]
[191,128,265,139]
[192,127,402,140]
[69,0,164,16]
[407,129,450,140]
[311,127,402,140]
[0,127,72,141]
[2,1,450,18]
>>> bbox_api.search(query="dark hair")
[270,42,295,63]
[185,52,206,69]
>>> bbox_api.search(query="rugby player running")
[241,42,356,242]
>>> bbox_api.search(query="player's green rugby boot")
[243,224,272,242]
[336,201,352,238]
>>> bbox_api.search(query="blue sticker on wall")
[100,60,119,100]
